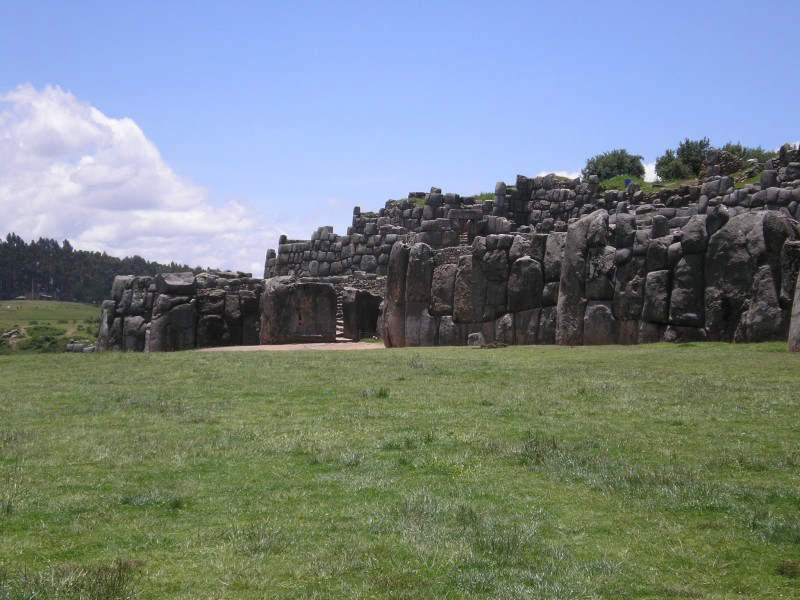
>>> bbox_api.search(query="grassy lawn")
[1,343,798,598]
[0,301,100,353]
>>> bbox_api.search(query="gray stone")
[680,215,708,255]
[404,302,438,347]
[651,215,670,238]
[541,281,559,306]
[453,255,487,323]
[662,326,707,343]
[429,263,458,316]
[467,332,485,347]
[507,256,543,312]
[155,272,196,295]
[514,308,541,345]
[557,211,608,345]
[586,246,615,300]
[383,243,410,347]
[642,270,671,324]
[148,303,197,352]
[197,288,226,314]
[495,313,515,345]
[669,255,704,327]
[780,240,800,308]
[544,232,567,281]
[646,236,671,272]
[438,316,467,346]
[638,321,665,344]
[260,277,336,344]
[481,249,509,281]
[613,256,647,320]
[122,316,146,352]
[405,243,435,302]
[614,213,637,247]
[705,212,797,341]
[538,306,557,344]
[583,301,616,345]
[736,265,787,342]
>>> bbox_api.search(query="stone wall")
[97,271,385,351]
[97,271,263,352]
[265,145,800,280]
[382,208,800,347]
[100,143,800,351]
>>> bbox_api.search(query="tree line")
[0,233,201,303]
[582,138,778,182]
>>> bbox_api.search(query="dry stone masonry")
[99,143,800,351]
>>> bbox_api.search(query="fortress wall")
[383,207,800,348]
[266,146,800,280]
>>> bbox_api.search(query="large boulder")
[543,232,567,281]
[96,300,116,351]
[122,316,147,351]
[737,265,787,342]
[453,255,487,323]
[155,272,196,295]
[613,256,647,320]
[583,301,616,345]
[788,270,800,352]
[668,255,704,327]
[405,243,435,302]
[383,243,410,347]
[404,302,438,346]
[641,270,671,324]
[507,257,543,312]
[514,308,541,345]
[260,277,336,344]
[429,264,457,316]
[196,288,226,314]
[148,302,197,352]
[556,211,608,345]
[705,212,797,341]
[586,246,615,300]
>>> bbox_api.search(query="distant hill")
[0,233,200,304]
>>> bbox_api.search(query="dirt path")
[199,341,385,352]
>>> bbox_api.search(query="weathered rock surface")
[260,277,336,344]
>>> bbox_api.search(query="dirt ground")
[199,341,385,352]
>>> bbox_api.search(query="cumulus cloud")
[0,84,272,274]
[536,170,582,181]
[643,161,657,182]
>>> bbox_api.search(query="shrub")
[720,141,775,164]
[655,149,694,181]
[582,149,645,181]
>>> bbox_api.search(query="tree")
[582,149,645,181]
[720,141,774,164]
[654,137,710,181]
[655,149,694,180]
[675,137,711,176]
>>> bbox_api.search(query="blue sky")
[1,0,798,273]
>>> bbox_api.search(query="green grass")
[1,343,799,598]
[0,300,100,353]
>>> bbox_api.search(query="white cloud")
[643,161,657,182]
[536,170,582,181]
[0,84,271,274]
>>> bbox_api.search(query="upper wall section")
[264,144,800,280]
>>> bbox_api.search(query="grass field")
[0,300,100,353]
[0,343,798,598]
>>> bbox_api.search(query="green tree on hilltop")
[582,149,645,181]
